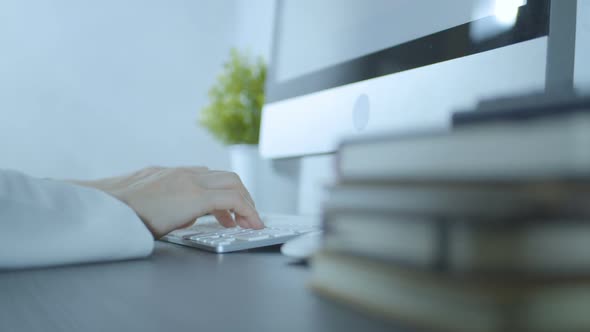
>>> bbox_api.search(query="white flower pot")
[228,144,260,202]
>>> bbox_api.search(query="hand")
[70,167,264,238]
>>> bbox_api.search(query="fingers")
[199,171,256,208]
[213,210,236,228]
[206,189,264,229]
[138,166,207,178]
[134,166,261,230]
[201,171,260,229]
[136,166,165,177]
[179,166,209,173]
[215,210,258,229]
[235,214,258,229]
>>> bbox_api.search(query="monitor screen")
[276,0,526,83]
[261,0,550,158]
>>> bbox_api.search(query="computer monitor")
[259,0,577,159]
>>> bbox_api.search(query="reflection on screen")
[276,0,525,82]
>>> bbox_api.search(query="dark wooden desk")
[0,242,397,332]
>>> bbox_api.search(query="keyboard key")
[189,234,221,242]
[295,228,317,234]
[172,230,204,238]
[220,229,251,237]
[210,238,235,245]
[187,230,219,237]
[234,233,270,241]
[259,229,296,237]
[217,228,241,233]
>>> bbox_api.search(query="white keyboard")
[160,214,320,253]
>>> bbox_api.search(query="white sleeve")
[0,169,154,269]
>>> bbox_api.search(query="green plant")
[199,48,266,145]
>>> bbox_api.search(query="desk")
[0,242,396,332]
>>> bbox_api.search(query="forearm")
[1,170,154,269]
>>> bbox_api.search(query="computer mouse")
[280,231,323,259]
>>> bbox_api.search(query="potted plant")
[199,48,266,196]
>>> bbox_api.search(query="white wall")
[0,0,239,180]
[234,0,275,60]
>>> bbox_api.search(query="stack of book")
[309,96,590,332]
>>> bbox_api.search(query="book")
[452,93,590,127]
[322,210,590,276]
[323,182,590,220]
[336,111,590,182]
[309,252,590,332]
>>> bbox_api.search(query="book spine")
[322,210,590,278]
[452,98,590,127]
[337,115,590,181]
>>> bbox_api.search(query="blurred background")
[0,0,589,215]
[0,0,275,178]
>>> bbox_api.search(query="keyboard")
[160,214,320,253]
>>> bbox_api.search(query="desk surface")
[0,242,397,332]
